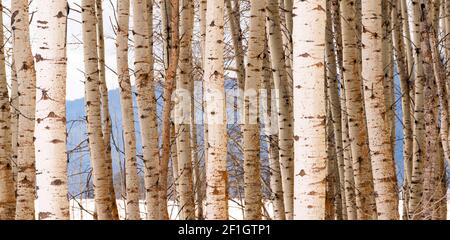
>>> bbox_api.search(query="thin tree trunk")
[382,0,396,156]
[293,0,327,220]
[116,0,140,220]
[392,0,413,219]
[225,0,245,92]
[204,0,228,220]
[361,0,399,220]
[265,0,294,220]
[81,0,113,220]
[12,0,37,220]
[325,2,346,220]
[408,0,427,220]
[341,0,377,219]
[95,0,119,220]
[330,0,353,220]
[174,0,195,220]
[10,55,18,185]
[160,0,180,220]
[262,45,285,220]
[34,0,70,220]
[133,0,160,220]
[0,2,15,220]
[196,0,207,220]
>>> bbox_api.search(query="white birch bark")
[116,0,140,220]
[132,0,160,220]
[293,0,327,220]
[204,0,228,220]
[361,0,399,220]
[174,0,195,220]
[81,0,113,220]
[34,0,70,220]
[12,0,37,220]
[265,0,294,219]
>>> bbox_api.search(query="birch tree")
[265,0,294,219]
[34,0,70,220]
[160,0,180,219]
[132,0,160,220]
[81,0,113,220]
[174,0,195,220]
[116,0,140,220]
[293,0,327,220]
[341,0,377,219]
[409,0,427,219]
[242,0,265,220]
[95,0,119,220]
[0,2,15,220]
[361,0,399,220]
[204,0,228,220]
[12,0,37,220]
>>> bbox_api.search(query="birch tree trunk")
[12,0,37,220]
[196,0,207,220]
[330,0,353,219]
[392,0,413,219]
[160,0,180,220]
[174,0,195,220]
[133,0,160,220]
[265,0,294,219]
[0,3,15,219]
[81,0,113,220]
[341,0,377,219]
[361,0,399,220]
[408,0,427,219]
[116,0,140,220]
[204,0,228,220]
[262,46,285,220]
[293,0,327,220]
[382,0,396,154]
[325,2,346,220]
[10,56,18,185]
[225,0,245,92]
[34,0,70,220]
[95,0,119,220]
[325,9,344,219]
[242,0,265,220]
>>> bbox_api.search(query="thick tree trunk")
[242,0,265,220]
[12,0,37,220]
[361,0,399,220]
[34,0,70,220]
[133,0,160,220]
[204,0,228,220]
[293,0,327,220]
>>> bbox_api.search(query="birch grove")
[0,0,448,221]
